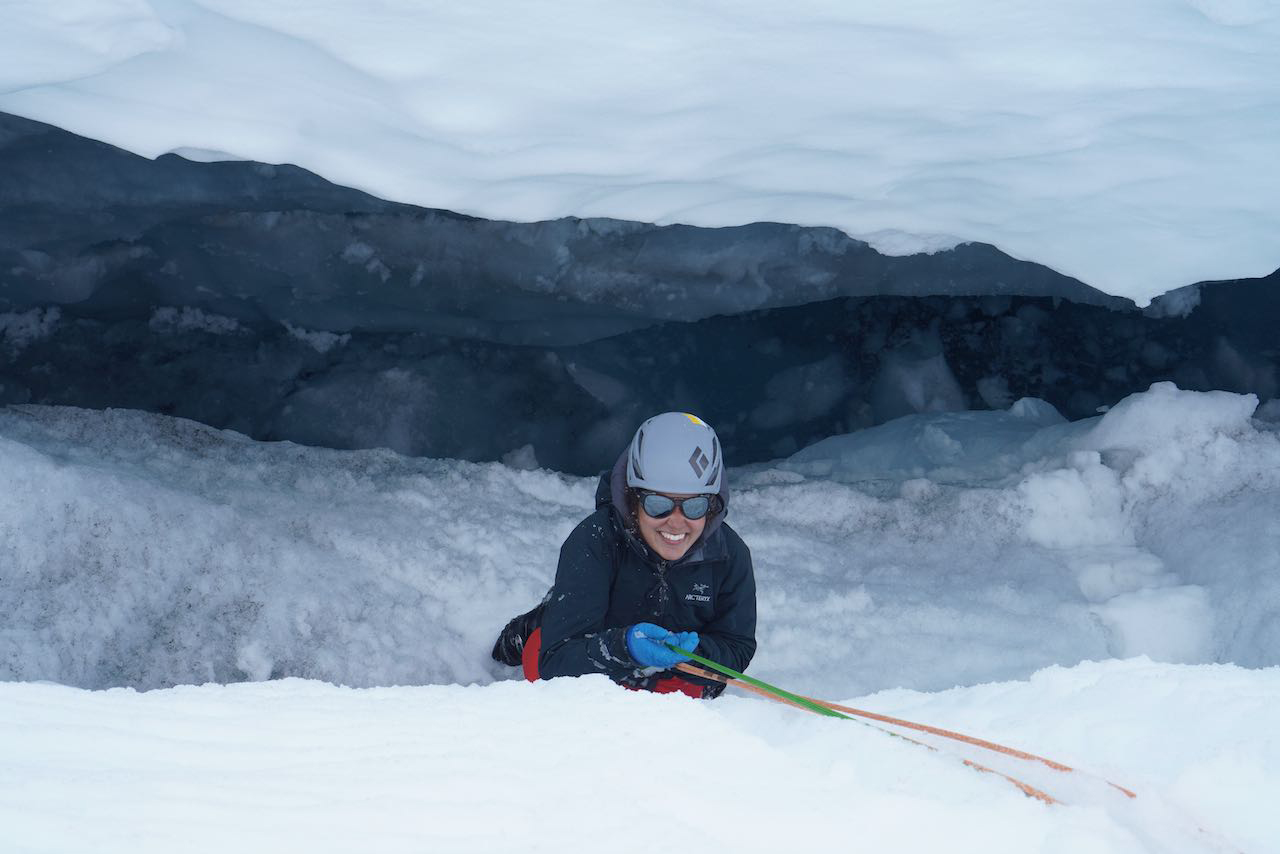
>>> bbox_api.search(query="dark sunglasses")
[636,491,717,521]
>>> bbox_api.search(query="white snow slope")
[2,383,1278,852]
[4,0,1280,304]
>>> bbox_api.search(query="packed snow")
[2,384,1278,851]
[4,1,1280,305]
[2,663,1276,854]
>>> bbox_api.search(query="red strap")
[525,629,699,698]
[649,676,704,699]
[522,627,542,682]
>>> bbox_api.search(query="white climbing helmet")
[625,412,723,495]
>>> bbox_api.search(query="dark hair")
[623,488,641,531]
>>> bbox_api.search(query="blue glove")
[626,622,699,669]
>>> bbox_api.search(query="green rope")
[665,646,1073,805]
[664,643,849,719]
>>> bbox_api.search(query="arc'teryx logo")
[685,582,711,604]
[689,447,710,477]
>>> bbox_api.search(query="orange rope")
[677,662,1136,801]
[809,696,1136,799]
[679,662,1058,804]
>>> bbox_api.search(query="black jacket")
[538,452,757,694]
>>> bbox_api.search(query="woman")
[492,412,756,698]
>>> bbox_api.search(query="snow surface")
[2,384,1278,850]
[4,1,1280,305]
[1,662,1276,853]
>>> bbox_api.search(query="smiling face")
[634,491,708,562]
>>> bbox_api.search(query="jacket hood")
[595,449,730,565]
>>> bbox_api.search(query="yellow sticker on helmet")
[682,413,706,426]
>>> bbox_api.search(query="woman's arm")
[537,512,638,680]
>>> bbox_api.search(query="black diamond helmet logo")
[689,447,709,477]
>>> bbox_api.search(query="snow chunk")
[1074,549,1171,603]
[869,326,966,423]
[167,146,250,162]
[340,241,391,282]
[1091,585,1215,664]
[1080,381,1258,453]
[1143,284,1201,319]
[235,641,274,681]
[856,229,964,256]
[501,444,539,471]
[1019,452,1129,549]
[0,307,60,354]
[283,321,350,354]
[1008,396,1065,424]
[150,306,244,335]
[784,399,1069,483]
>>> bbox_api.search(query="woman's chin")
[640,533,683,560]
[655,540,693,561]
